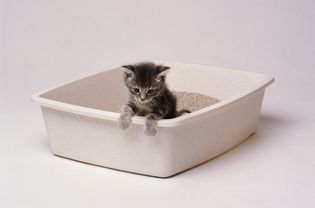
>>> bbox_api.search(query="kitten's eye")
[147,89,155,95]
[133,88,140,93]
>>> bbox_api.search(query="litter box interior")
[39,64,267,114]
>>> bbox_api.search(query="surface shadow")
[35,132,52,153]
[258,113,295,130]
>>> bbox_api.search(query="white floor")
[1,1,315,207]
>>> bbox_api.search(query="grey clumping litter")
[117,91,220,114]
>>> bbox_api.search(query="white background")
[1,0,315,207]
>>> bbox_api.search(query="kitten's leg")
[119,104,136,130]
[145,113,163,136]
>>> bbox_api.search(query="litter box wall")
[33,61,274,177]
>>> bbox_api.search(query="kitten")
[119,62,190,136]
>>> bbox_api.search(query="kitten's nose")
[140,92,146,101]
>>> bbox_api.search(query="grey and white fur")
[119,62,190,136]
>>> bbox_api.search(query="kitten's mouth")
[137,98,149,104]
[139,100,148,104]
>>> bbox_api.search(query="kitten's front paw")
[145,117,158,136]
[119,115,131,130]
[145,126,157,136]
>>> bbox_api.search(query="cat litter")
[173,91,220,112]
[32,60,274,177]
[116,91,220,113]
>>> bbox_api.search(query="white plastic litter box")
[32,61,274,178]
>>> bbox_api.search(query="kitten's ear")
[122,65,135,79]
[156,65,170,81]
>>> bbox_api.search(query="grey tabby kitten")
[119,62,190,136]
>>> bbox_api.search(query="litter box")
[32,60,274,177]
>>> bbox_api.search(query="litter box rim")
[32,61,274,128]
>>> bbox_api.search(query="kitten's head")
[122,62,170,104]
